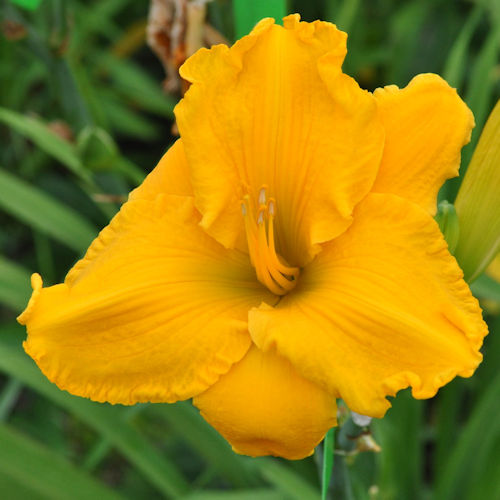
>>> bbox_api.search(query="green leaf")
[9,0,42,11]
[335,0,361,33]
[373,390,423,500]
[100,94,160,140]
[450,25,500,201]
[442,5,484,88]
[0,378,23,422]
[434,370,500,500]
[470,274,500,302]
[252,459,319,500]
[0,108,90,182]
[0,423,122,500]
[182,490,284,500]
[0,168,97,252]
[454,100,500,282]
[98,55,177,118]
[0,256,32,311]
[148,403,254,487]
[0,323,190,499]
[233,0,288,39]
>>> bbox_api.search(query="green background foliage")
[1,0,499,498]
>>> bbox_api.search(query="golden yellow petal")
[372,74,474,214]
[19,195,274,405]
[175,14,384,265]
[249,193,487,418]
[129,139,192,201]
[193,344,336,460]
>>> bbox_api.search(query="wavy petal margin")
[249,193,487,417]
[175,14,384,265]
[19,195,274,405]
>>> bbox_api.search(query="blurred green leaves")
[0,168,96,252]
[0,108,91,182]
[0,423,122,500]
[0,256,31,311]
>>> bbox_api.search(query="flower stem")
[321,427,335,500]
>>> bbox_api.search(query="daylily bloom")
[18,15,488,460]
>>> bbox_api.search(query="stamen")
[258,185,267,205]
[268,199,275,217]
[241,190,299,295]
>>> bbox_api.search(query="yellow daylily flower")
[18,15,488,460]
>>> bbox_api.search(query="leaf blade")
[0,423,122,500]
[0,168,97,252]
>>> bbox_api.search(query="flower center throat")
[241,186,299,295]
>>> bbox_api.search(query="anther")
[258,185,267,205]
[268,198,275,217]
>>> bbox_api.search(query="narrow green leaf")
[82,405,145,472]
[442,5,484,88]
[0,423,122,500]
[0,256,32,311]
[9,0,42,11]
[0,109,120,220]
[115,157,146,185]
[148,403,254,487]
[373,390,423,500]
[233,0,288,39]
[0,468,47,500]
[100,94,160,140]
[0,323,190,499]
[0,168,97,252]
[321,428,335,500]
[433,381,465,481]
[454,100,500,282]
[434,370,500,500]
[98,55,177,118]
[470,273,500,302]
[252,459,319,500]
[0,378,23,422]
[182,490,283,500]
[450,25,500,201]
[0,107,90,182]
[335,0,361,33]
[465,27,500,136]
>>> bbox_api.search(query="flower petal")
[372,74,474,214]
[129,139,193,201]
[18,195,275,405]
[175,14,384,265]
[193,344,336,459]
[249,193,487,418]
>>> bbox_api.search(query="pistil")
[241,187,299,295]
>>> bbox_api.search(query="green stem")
[321,427,336,500]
